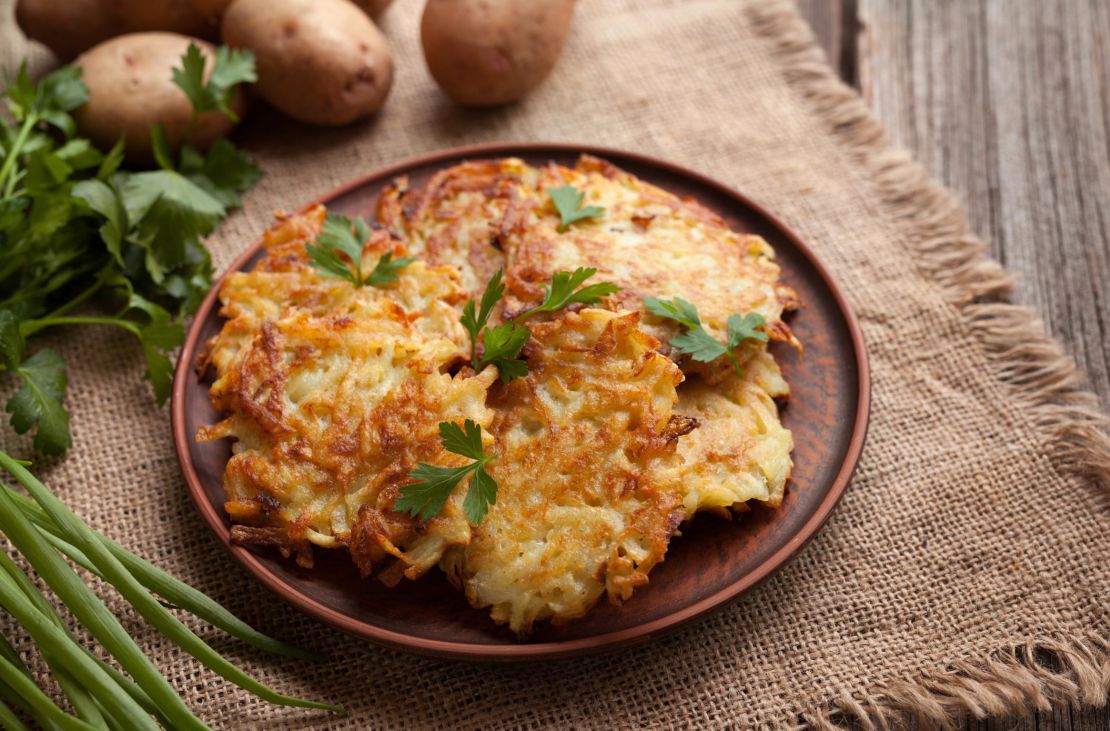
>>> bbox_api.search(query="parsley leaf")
[72,179,127,264]
[645,297,768,377]
[478,323,531,383]
[6,348,71,455]
[462,466,498,524]
[171,44,256,122]
[727,312,768,349]
[668,328,728,363]
[394,463,475,522]
[643,296,702,331]
[366,251,415,286]
[121,170,226,284]
[461,268,506,367]
[548,185,605,232]
[462,267,619,382]
[437,419,486,460]
[307,212,412,287]
[179,138,262,209]
[395,420,499,524]
[519,267,620,319]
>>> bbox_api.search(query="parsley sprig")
[643,296,768,377]
[171,44,257,124]
[461,267,619,383]
[395,420,498,524]
[0,49,258,454]
[307,212,414,288]
[548,185,605,232]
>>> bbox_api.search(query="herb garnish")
[461,266,619,383]
[548,185,605,232]
[307,212,414,288]
[0,50,259,454]
[172,44,257,124]
[395,419,499,524]
[643,296,768,377]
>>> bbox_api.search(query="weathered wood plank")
[794,0,859,84]
[796,2,1109,730]
[855,0,1110,403]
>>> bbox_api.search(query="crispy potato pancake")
[200,206,493,577]
[200,155,797,635]
[442,309,695,634]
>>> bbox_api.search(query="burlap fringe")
[749,2,1110,728]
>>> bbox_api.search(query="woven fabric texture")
[1,1,1108,728]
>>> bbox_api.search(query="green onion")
[0,454,342,716]
[0,637,57,731]
[0,548,174,729]
[1,486,323,662]
[0,625,96,731]
[0,693,31,731]
[0,551,108,729]
[0,499,165,731]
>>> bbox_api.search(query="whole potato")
[353,0,393,20]
[108,0,215,38]
[16,0,120,60]
[16,0,216,60]
[74,33,246,160]
[189,0,232,23]
[191,0,391,24]
[421,0,575,107]
[222,0,393,126]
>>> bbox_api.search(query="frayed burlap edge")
[749,2,1110,729]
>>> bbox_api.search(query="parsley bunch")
[0,48,259,454]
[461,267,620,383]
[395,420,498,524]
[644,296,768,377]
[307,212,414,288]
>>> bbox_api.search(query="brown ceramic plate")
[172,142,869,662]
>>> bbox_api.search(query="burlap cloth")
[2,1,1108,728]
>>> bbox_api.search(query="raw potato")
[74,33,246,160]
[222,0,393,126]
[16,0,216,59]
[191,0,391,24]
[421,0,575,107]
[353,0,393,19]
[188,0,233,22]
[108,0,215,38]
[16,0,120,60]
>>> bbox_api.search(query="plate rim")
[171,141,871,662]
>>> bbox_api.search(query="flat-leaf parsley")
[548,185,605,232]
[460,267,620,383]
[644,296,768,377]
[307,212,414,288]
[395,420,499,524]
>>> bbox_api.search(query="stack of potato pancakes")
[199,156,798,635]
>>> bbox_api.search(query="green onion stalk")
[0,452,343,729]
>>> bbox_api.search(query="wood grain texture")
[796,1,1110,730]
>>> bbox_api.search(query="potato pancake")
[200,155,797,634]
[442,309,695,634]
[199,206,493,578]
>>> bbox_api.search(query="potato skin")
[108,0,215,38]
[74,33,245,160]
[16,0,215,60]
[16,0,120,60]
[191,0,391,23]
[221,0,393,126]
[353,0,393,19]
[421,0,575,107]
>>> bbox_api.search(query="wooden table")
[795,2,1109,729]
